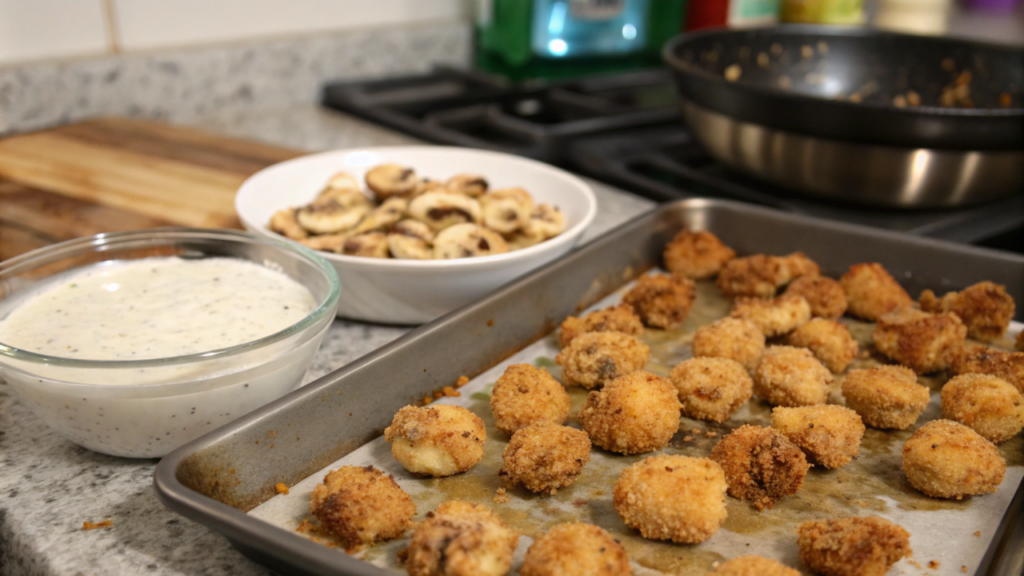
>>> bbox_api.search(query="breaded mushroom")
[500,422,591,494]
[710,425,809,510]
[951,345,1024,394]
[841,366,929,430]
[839,263,912,321]
[559,304,643,349]
[622,272,696,329]
[692,317,766,372]
[490,364,570,436]
[384,405,486,477]
[873,307,966,374]
[730,294,812,337]
[941,373,1024,444]
[579,371,682,455]
[663,229,736,279]
[707,555,800,576]
[1017,331,1024,352]
[310,465,415,550]
[797,516,911,576]
[753,346,833,407]
[613,455,727,544]
[555,331,650,390]
[902,419,1006,499]
[670,357,753,423]
[771,405,865,469]
[785,275,848,319]
[785,318,858,373]
[717,252,820,298]
[521,523,631,576]
[404,500,519,576]
[920,281,1015,342]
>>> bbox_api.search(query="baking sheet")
[250,274,1024,576]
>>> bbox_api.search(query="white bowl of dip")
[0,229,340,458]
[235,146,597,324]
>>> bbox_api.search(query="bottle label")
[730,0,781,26]
[476,0,494,27]
[570,0,627,20]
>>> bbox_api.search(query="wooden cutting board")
[0,117,304,261]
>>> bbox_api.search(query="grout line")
[101,0,122,54]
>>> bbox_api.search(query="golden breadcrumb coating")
[730,294,812,337]
[692,317,766,371]
[670,357,753,423]
[919,281,1015,342]
[753,346,833,407]
[951,345,1024,394]
[579,371,682,455]
[941,373,1024,444]
[555,331,650,390]
[384,405,486,477]
[613,455,727,544]
[490,364,570,436]
[785,275,848,319]
[663,229,736,279]
[716,252,820,298]
[1017,331,1024,352]
[559,304,643,348]
[872,306,966,374]
[709,424,809,510]
[839,263,912,321]
[797,516,911,576]
[622,273,696,329]
[521,523,631,576]
[310,465,415,550]
[902,419,1006,499]
[785,318,858,373]
[771,405,865,469]
[841,366,929,430]
[707,555,800,576]
[404,501,518,576]
[500,422,591,494]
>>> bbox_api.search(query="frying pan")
[664,26,1024,208]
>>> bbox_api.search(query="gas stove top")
[322,66,1024,250]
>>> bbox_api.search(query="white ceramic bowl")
[235,146,597,324]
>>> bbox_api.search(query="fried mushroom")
[872,306,966,374]
[784,275,848,319]
[716,252,820,298]
[707,556,800,576]
[670,357,753,423]
[579,371,682,455]
[521,523,631,576]
[559,304,643,349]
[613,455,727,544]
[785,318,858,373]
[662,230,736,279]
[692,317,766,372]
[941,373,1024,444]
[709,424,809,510]
[622,272,696,329]
[310,465,415,550]
[952,345,1024,393]
[797,516,911,576]
[771,405,865,469]
[730,294,812,337]
[753,346,833,407]
[555,331,650,390]
[384,405,486,477]
[839,263,912,321]
[902,419,1006,499]
[500,422,591,494]
[404,500,518,576]
[841,366,929,430]
[920,281,1015,342]
[490,364,570,436]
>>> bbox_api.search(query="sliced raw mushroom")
[433,223,508,259]
[298,233,348,253]
[353,197,409,234]
[413,177,444,196]
[342,232,389,258]
[269,208,309,240]
[480,187,534,234]
[408,191,482,231]
[387,219,435,260]
[325,171,361,192]
[528,203,564,239]
[365,164,418,199]
[296,196,371,234]
[445,173,489,197]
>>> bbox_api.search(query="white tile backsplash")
[113,0,470,51]
[0,0,109,65]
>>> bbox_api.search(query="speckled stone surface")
[0,21,470,136]
[0,106,654,575]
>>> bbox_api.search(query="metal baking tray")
[154,198,1024,576]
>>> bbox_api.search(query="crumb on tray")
[493,487,509,504]
[82,520,112,530]
[275,482,289,495]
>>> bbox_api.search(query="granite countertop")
[0,105,655,576]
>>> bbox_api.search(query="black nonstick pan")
[664,26,1024,208]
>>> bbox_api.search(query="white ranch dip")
[0,256,317,361]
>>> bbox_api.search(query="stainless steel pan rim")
[682,99,1024,209]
